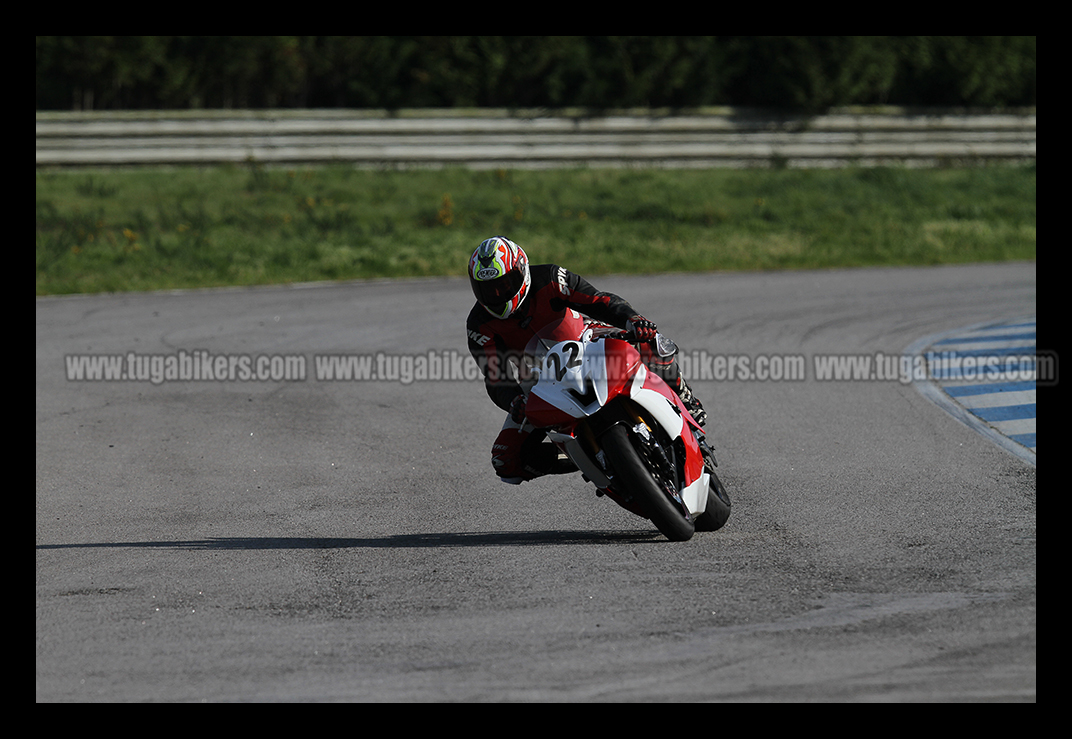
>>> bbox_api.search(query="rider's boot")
[673,375,708,427]
[525,442,579,479]
[641,344,707,427]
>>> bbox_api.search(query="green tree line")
[36,36,1035,113]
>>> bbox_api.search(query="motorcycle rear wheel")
[695,470,731,531]
[601,424,695,542]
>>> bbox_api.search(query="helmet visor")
[472,268,525,311]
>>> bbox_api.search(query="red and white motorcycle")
[520,311,731,541]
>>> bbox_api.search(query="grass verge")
[36,164,1036,295]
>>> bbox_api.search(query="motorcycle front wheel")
[600,424,695,542]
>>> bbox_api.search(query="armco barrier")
[35,108,1036,168]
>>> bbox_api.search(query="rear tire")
[694,470,731,531]
[601,424,694,542]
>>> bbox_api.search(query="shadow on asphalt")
[37,529,665,550]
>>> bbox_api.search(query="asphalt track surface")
[36,262,1036,702]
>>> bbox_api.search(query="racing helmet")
[469,236,531,319]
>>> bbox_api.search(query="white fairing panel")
[531,337,609,418]
[628,387,684,440]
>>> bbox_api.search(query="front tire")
[601,424,694,542]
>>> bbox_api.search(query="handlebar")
[601,327,678,359]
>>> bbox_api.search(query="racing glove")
[626,316,658,342]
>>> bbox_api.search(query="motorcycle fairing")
[527,329,710,517]
[530,331,610,419]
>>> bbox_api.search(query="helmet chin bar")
[479,266,530,319]
[484,301,511,319]
[484,284,529,319]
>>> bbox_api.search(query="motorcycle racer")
[465,235,707,484]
